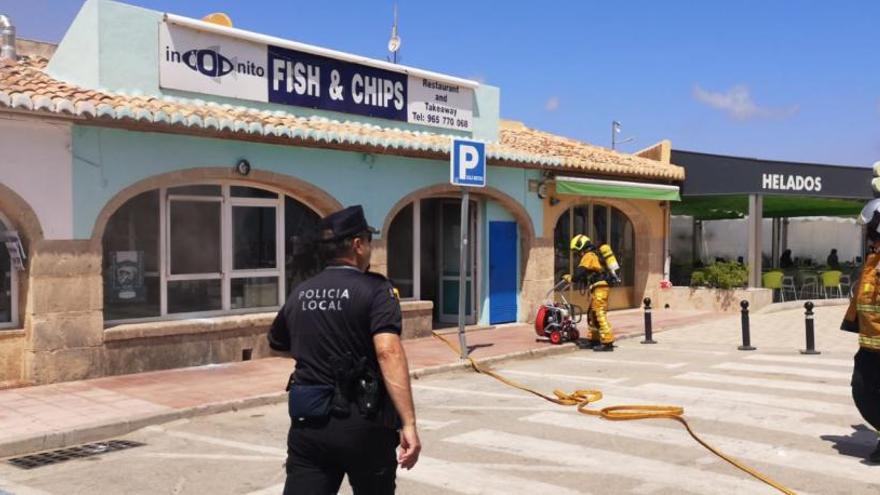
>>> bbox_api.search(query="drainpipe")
[0,15,16,62]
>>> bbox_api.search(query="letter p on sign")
[450,138,486,188]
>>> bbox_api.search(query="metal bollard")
[738,300,756,351]
[800,301,821,355]
[641,297,657,344]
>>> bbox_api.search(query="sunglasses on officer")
[356,231,373,243]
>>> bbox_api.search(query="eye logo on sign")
[164,43,266,81]
[182,48,234,78]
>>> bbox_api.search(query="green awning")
[556,177,681,201]
[672,195,865,220]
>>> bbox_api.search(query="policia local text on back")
[267,205,421,494]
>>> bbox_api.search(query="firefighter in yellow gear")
[564,234,620,352]
[841,174,880,464]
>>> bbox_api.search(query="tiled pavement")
[0,308,713,457]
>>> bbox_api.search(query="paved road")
[1,305,878,494]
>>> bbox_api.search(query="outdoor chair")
[822,270,843,299]
[840,274,852,298]
[799,273,819,300]
[762,271,785,302]
[781,275,798,301]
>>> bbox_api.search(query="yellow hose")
[432,332,798,495]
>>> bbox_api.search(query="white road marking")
[417,419,460,431]
[744,354,853,368]
[495,369,628,385]
[589,391,856,439]
[140,453,282,461]
[399,456,587,494]
[629,382,855,416]
[0,479,54,495]
[412,384,534,401]
[640,348,729,356]
[446,429,786,495]
[427,405,558,412]
[523,411,880,483]
[712,362,851,380]
[244,483,285,495]
[145,426,286,455]
[674,371,852,397]
[568,356,689,369]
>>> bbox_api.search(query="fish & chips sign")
[158,22,474,131]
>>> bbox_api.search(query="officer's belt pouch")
[288,384,335,419]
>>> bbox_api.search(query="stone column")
[520,237,554,323]
[370,239,388,277]
[22,240,104,385]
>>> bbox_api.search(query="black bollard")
[641,297,657,344]
[800,301,821,355]
[738,300,756,351]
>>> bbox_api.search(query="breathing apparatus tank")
[598,244,620,279]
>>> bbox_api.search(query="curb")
[755,298,849,314]
[0,340,585,460]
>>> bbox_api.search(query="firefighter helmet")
[570,234,592,252]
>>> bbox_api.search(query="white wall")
[0,116,73,239]
[671,216,861,265]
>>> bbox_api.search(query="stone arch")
[90,168,343,245]
[380,183,539,322]
[0,182,44,246]
[544,187,665,305]
[382,183,536,250]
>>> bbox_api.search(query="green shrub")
[690,270,706,287]
[693,262,748,289]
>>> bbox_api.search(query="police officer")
[842,168,880,464]
[564,234,619,352]
[268,205,421,494]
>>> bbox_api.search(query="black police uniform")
[267,207,403,495]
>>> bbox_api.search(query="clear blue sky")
[7,0,880,166]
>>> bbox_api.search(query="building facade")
[0,0,683,386]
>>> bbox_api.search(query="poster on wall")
[158,22,474,131]
[110,251,145,303]
[2,231,26,271]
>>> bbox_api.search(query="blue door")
[489,221,518,324]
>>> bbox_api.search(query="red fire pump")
[534,280,584,345]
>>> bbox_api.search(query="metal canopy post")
[771,217,780,269]
[747,194,763,288]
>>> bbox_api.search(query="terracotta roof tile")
[0,56,684,181]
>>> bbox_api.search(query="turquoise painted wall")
[72,127,543,241]
[49,0,500,141]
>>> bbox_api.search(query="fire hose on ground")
[430,331,798,495]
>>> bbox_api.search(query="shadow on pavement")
[820,424,879,465]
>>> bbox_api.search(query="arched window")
[102,183,320,323]
[554,203,635,301]
[0,216,19,329]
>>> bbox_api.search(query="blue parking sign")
[450,139,486,187]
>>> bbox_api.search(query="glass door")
[438,200,477,324]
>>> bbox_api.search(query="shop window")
[387,204,414,298]
[553,203,635,286]
[0,217,18,329]
[103,191,161,320]
[103,184,320,323]
[285,196,321,293]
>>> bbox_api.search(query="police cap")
[318,205,379,242]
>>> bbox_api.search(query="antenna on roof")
[387,3,401,64]
[611,120,636,150]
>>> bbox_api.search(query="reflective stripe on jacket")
[843,253,880,351]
